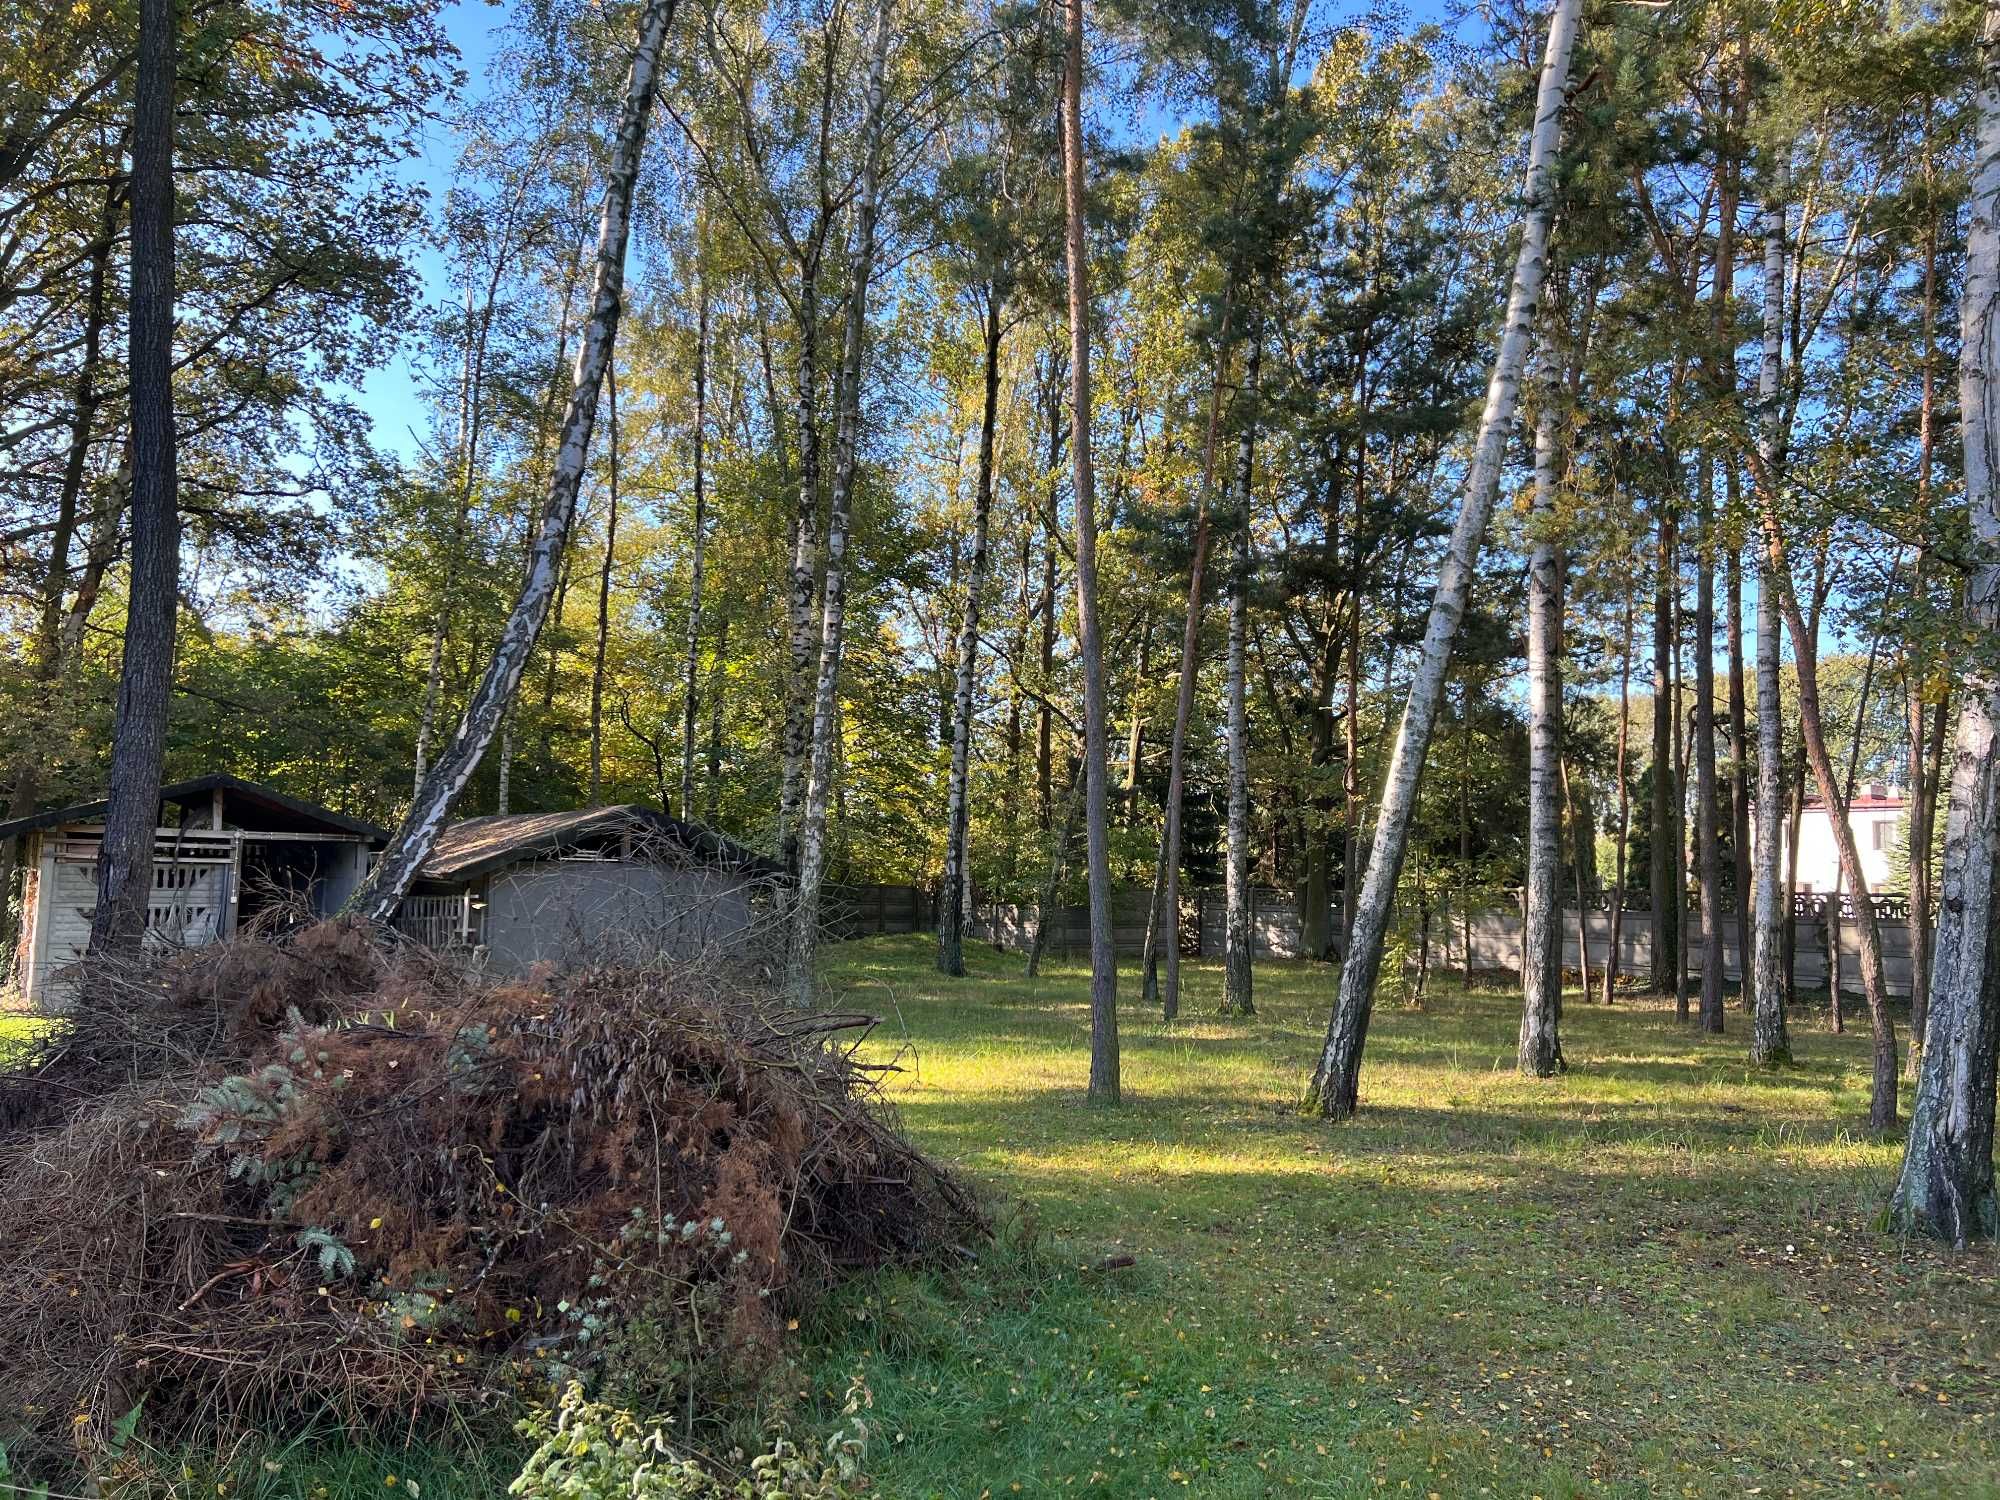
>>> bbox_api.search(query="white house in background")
[1778,783,1906,896]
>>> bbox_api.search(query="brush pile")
[0,922,982,1470]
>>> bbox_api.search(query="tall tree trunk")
[1650,508,1681,996]
[1907,102,1943,1067]
[1060,0,1120,1101]
[91,0,181,954]
[938,293,1005,977]
[1340,592,1362,952]
[1521,359,1565,1075]
[1124,616,1152,826]
[786,0,896,1006]
[1223,336,1261,1018]
[1696,453,1725,1032]
[350,0,676,920]
[588,362,621,804]
[1038,478,1057,828]
[1142,292,1233,1016]
[1604,588,1634,1004]
[681,277,710,817]
[1889,1,2000,1241]
[1750,180,1793,1066]
[1309,0,1580,1119]
[1713,52,1752,1019]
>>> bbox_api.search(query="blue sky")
[352,0,504,463]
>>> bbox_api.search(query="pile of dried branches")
[0,922,982,1474]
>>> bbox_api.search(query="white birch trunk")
[1520,354,1564,1075]
[784,0,895,1006]
[1750,184,1792,1067]
[1060,0,1119,1101]
[349,0,675,922]
[1889,1,2000,1243]
[1310,0,1581,1118]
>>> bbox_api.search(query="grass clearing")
[799,936,2000,1498]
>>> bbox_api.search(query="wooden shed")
[1,774,388,1004]
[392,804,787,973]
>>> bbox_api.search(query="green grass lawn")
[0,1012,44,1064]
[794,936,2000,1499]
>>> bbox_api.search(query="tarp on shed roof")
[0,773,388,842]
[416,805,785,886]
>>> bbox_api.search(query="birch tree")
[1309,0,1582,1119]
[1749,183,1792,1067]
[350,0,677,921]
[1888,0,2000,1243]
[1519,348,1563,1075]
[784,0,896,1006]
[1060,0,1119,1101]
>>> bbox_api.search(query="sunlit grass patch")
[806,935,2000,1498]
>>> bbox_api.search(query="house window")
[1871,821,1890,852]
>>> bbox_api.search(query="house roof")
[0,772,389,842]
[416,804,786,885]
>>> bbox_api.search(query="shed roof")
[416,805,785,885]
[0,772,389,842]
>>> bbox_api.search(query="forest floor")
[787,935,2000,1499]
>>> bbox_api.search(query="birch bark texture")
[1520,357,1564,1075]
[349,0,677,922]
[1750,185,1792,1066]
[1060,0,1120,1101]
[785,0,897,1006]
[1888,0,2000,1244]
[91,0,181,954]
[1309,0,1580,1119]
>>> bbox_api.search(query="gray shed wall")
[479,860,764,973]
